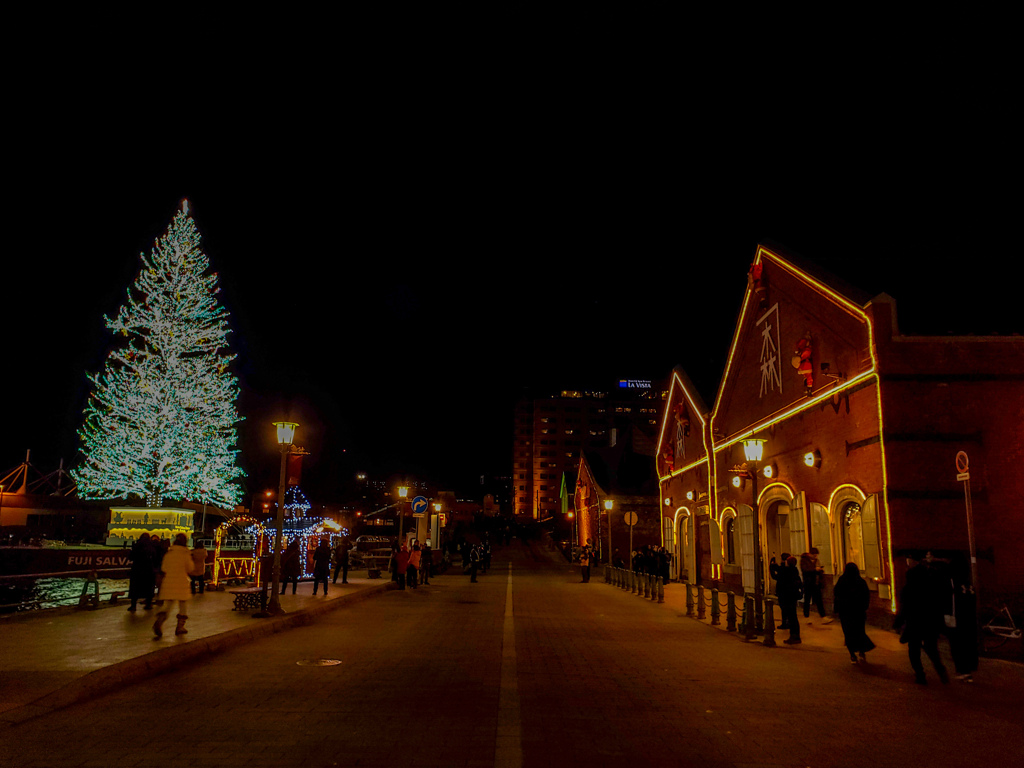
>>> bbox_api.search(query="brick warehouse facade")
[656,245,1024,624]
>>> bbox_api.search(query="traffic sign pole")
[956,451,980,651]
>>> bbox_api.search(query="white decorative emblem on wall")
[757,303,783,398]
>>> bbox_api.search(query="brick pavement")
[0,574,392,723]
[0,541,1021,768]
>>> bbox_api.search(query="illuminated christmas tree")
[72,200,245,509]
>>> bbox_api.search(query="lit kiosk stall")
[106,507,194,546]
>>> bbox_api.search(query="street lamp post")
[742,437,766,633]
[266,421,298,616]
[604,499,613,565]
[397,486,408,545]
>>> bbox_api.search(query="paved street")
[1,538,1022,768]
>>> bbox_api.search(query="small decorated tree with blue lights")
[72,200,245,509]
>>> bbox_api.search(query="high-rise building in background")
[512,381,667,519]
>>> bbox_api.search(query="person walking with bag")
[833,562,875,663]
[153,534,193,638]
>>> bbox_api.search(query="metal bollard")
[697,584,706,619]
[685,582,695,617]
[631,571,638,594]
[644,574,652,599]
[657,576,664,603]
[727,591,737,632]
[763,596,776,647]
[744,594,756,641]
[711,587,720,625]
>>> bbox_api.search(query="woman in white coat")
[154,533,193,638]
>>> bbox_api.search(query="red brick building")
[573,424,661,565]
[657,245,1024,622]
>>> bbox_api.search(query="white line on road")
[495,561,522,768]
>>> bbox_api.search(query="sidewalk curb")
[0,580,396,727]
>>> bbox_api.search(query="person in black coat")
[947,554,978,682]
[280,539,302,595]
[769,552,790,629]
[775,556,803,644]
[332,538,350,585]
[311,538,331,596]
[833,562,876,663]
[127,533,158,611]
[894,552,949,685]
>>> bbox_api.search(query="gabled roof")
[710,243,880,446]
[759,239,874,308]
[655,365,711,478]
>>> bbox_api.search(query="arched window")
[837,492,881,582]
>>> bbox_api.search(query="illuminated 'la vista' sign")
[619,379,652,389]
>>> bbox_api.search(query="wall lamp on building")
[663,497,672,507]
[804,449,822,468]
[603,499,613,562]
[685,490,694,501]
[761,462,778,480]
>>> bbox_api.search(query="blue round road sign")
[412,496,429,515]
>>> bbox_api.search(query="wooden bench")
[229,587,264,612]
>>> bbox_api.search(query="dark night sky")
[4,34,1017,505]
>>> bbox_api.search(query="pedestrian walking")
[395,543,410,589]
[420,541,432,584]
[153,533,193,638]
[127,533,158,612]
[389,540,400,583]
[469,543,481,583]
[894,551,949,685]
[189,540,209,595]
[947,553,978,682]
[408,543,421,589]
[832,562,875,663]
[280,539,302,595]
[769,553,790,629]
[800,548,831,622]
[612,549,623,569]
[332,537,350,585]
[580,544,592,583]
[776,555,803,644]
[312,537,331,596]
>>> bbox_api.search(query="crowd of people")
[388,539,436,588]
[126,532,211,638]
[128,525,979,687]
[766,547,977,684]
